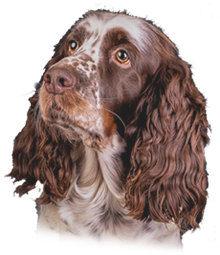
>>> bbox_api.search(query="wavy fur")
[7,10,210,243]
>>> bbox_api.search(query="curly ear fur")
[7,92,81,204]
[125,55,210,231]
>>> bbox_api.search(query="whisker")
[100,107,126,129]
[77,95,126,131]
[82,94,118,101]
[75,99,126,130]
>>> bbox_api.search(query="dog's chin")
[41,109,105,150]
[62,124,110,151]
[61,124,105,150]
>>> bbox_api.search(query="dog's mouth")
[40,96,105,149]
[39,81,118,150]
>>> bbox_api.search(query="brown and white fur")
[8,10,210,248]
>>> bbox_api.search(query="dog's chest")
[37,138,181,246]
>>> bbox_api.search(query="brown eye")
[69,40,78,53]
[116,50,129,63]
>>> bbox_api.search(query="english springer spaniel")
[8,10,210,247]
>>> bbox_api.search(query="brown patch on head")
[79,54,95,63]
[80,61,88,67]
[73,61,80,68]
[67,26,90,47]
[91,64,96,72]
[117,32,125,42]
[105,28,133,48]
[99,27,141,74]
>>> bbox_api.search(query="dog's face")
[39,11,159,147]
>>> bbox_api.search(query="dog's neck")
[58,134,133,236]
[67,134,125,202]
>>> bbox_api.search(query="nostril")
[58,78,65,87]
[44,74,51,84]
[58,76,73,87]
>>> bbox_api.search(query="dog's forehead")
[74,12,149,53]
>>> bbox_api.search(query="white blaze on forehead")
[79,12,150,54]
[67,11,150,74]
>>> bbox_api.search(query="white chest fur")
[37,135,181,247]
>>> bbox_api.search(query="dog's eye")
[116,50,129,63]
[68,40,78,53]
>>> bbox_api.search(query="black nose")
[44,67,76,95]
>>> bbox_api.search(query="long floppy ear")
[125,54,210,231]
[7,92,81,204]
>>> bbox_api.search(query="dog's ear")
[125,51,210,231]
[7,92,82,204]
